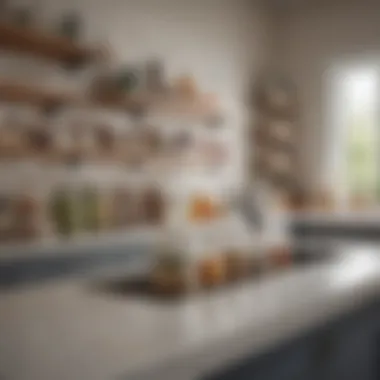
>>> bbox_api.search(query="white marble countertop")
[1,244,380,380]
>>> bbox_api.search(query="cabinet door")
[202,336,318,380]
[319,304,380,380]
[202,302,380,380]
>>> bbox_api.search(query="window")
[328,66,379,207]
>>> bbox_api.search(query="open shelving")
[0,22,100,65]
[0,80,221,119]
[0,23,221,117]
[251,77,301,209]
[0,81,80,109]
[0,81,148,112]
[0,21,226,252]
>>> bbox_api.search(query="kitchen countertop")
[292,210,380,225]
[1,244,380,380]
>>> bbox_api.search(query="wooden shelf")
[251,77,300,193]
[0,81,147,112]
[90,95,147,113]
[0,22,99,65]
[0,81,222,120]
[0,81,80,108]
[146,93,222,121]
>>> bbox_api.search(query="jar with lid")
[49,185,75,237]
[141,185,165,225]
[13,191,47,242]
[80,185,100,233]
[0,174,49,244]
[191,222,227,288]
[111,185,139,228]
[151,232,194,295]
[97,184,114,232]
[49,172,83,238]
[0,111,25,160]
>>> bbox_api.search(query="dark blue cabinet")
[320,302,380,380]
[203,301,380,380]
[203,336,317,380]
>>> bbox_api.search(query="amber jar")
[198,256,226,288]
[141,187,165,225]
[269,245,292,269]
[150,252,188,295]
[223,250,250,281]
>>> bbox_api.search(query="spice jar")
[2,185,48,244]
[80,186,100,233]
[95,124,115,159]
[0,117,24,160]
[151,248,189,295]
[268,244,293,269]
[195,223,227,288]
[141,186,165,225]
[0,194,15,243]
[223,249,250,281]
[97,186,114,232]
[25,126,53,160]
[50,187,74,237]
[12,194,40,241]
[111,187,140,228]
[198,255,226,288]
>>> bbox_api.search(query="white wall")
[275,1,380,192]
[1,0,274,191]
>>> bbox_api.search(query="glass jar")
[80,185,100,233]
[49,187,75,237]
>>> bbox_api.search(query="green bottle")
[51,190,73,237]
[81,187,99,233]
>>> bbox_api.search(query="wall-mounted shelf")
[0,81,221,120]
[90,95,147,114]
[251,76,301,202]
[0,81,80,108]
[0,24,222,119]
[0,22,100,65]
[146,93,222,122]
[0,21,227,253]
[0,81,146,112]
